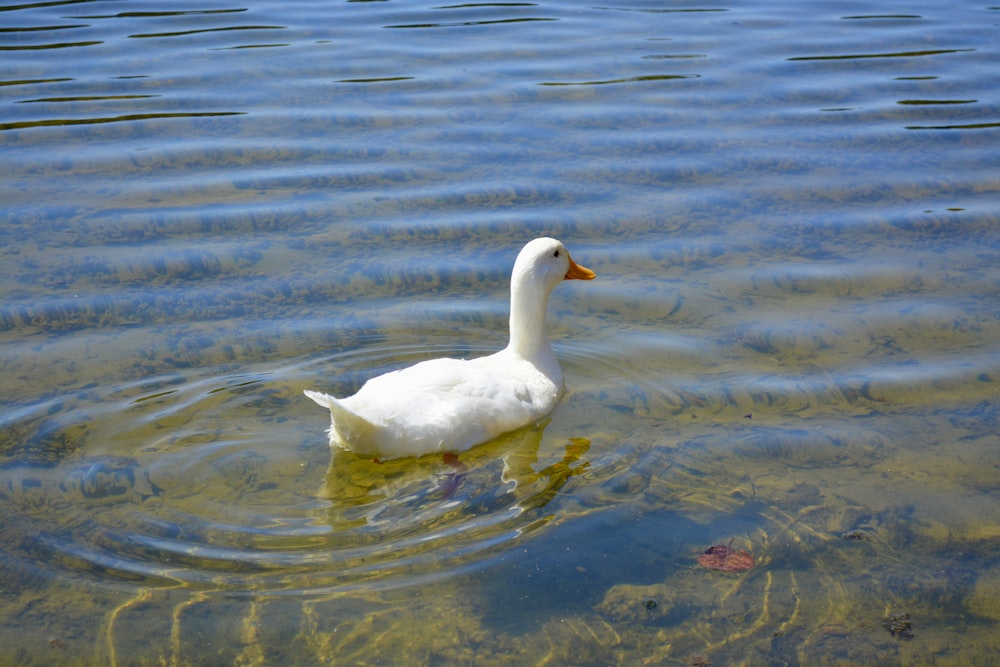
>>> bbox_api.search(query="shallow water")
[2,0,999,664]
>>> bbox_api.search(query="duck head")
[511,237,596,290]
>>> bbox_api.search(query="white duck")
[304,237,595,460]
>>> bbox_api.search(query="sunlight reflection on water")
[2,0,1000,664]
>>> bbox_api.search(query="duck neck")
[506,279,556,365]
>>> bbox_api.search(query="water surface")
[2,0,999,664]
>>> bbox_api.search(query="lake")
[2,0,999,664]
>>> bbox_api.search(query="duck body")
[304,348,561,460]
[305,237,595,460]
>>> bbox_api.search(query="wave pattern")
[1,0,999,664]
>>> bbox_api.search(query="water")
[2,0,999,664]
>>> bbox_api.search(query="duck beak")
[564,257,596,280]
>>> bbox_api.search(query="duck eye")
[553,249,561,258]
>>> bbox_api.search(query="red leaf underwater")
[697,544,755,572]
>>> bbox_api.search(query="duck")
[304,237,595,460]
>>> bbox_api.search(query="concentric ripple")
[0,343,593,596]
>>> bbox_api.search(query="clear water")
[2,0,999,664]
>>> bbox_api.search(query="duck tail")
[303,389,375,447]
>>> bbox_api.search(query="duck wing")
[324,355,560,458]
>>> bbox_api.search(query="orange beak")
[564,256,596,280]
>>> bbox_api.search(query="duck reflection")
[317,423,590,530]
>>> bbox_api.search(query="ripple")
[840,14,923,21]
[906,120,1000,131]
[0,111,244,132]
[385,17,556,28]
[127,25,285,40]
[788,47,975,61]
[17,93,162,103]
[71,9,250,19]
[0,343,595,595]
[0,39,102,50]
[1,0,998,658]
[897,98,976,106]
[539,73,699,86]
